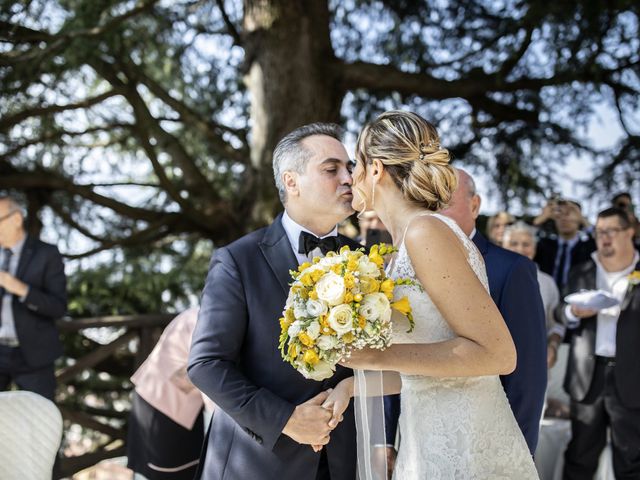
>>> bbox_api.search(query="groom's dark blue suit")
[384,232,547,455]
[188,213,358,480]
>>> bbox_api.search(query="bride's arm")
[345,216,517,377]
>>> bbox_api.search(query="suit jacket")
[559,257,640,408]
[383,232,547,454]
[188,214,359,480]
[11,235,67,368]
[534,234,596,280]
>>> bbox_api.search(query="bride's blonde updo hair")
[355,110,457,211]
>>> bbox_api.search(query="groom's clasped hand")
[282,390,344,451]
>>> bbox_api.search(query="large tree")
[1,0,639,256]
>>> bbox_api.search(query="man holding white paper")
[559,207,640,480]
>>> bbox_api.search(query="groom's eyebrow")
[320,158,349,166]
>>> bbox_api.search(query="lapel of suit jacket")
[259,213,299,295]
[472,231,489,256]
[620,259,640,311]
[16,235,36,279]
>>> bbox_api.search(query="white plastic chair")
[0,391,63,480]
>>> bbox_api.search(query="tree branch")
[0,90,122,133]
[214,0,243,47]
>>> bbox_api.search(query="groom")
[188,123,360,479]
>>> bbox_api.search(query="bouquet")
[279,244,416,380]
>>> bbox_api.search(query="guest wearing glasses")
[612,192,640,248]
[0,196,67,401]
[559,207,640,479]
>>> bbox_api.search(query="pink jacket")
[131,308,214,429]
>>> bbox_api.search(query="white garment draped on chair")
[0,391,63,480]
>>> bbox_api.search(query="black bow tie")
[298,231,339,256]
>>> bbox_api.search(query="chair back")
[0,391,63,480]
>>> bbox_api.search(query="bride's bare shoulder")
[404,215,465,259]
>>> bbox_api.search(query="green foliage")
[67,236,211,316]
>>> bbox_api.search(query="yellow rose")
[358,315,367,329]
[288,343,298,358]
[303,349,320,365]
[298,331,315,347]
[309,289,318,300]
[344,292,354,304]
[391,296,412,316]
[344,273,355,289]
[359,277,380,294]
[331,264,343,275]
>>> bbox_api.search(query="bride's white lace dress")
[389,213,539,479]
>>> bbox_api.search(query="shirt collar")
[470,228,477,240]
[4,235,26,258]
[558,234,580,248]
[281,211,338,250]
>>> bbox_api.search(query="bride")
[323,111,538,479]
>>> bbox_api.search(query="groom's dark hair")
[273,122,344,204]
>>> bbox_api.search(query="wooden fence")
[55,314,174,478]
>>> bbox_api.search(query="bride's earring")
[371,183,376,209]
[355,186,368,219]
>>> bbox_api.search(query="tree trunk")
[243,0,343,223]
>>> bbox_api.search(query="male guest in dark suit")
[534,199,596,290]
[188,123,360,480]
[559,207,640,479]
[383,169,546,469]
[0,196,67,401]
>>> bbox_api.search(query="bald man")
[384,170,546,460]
[0,196,67,400]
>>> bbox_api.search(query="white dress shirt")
[0,236,27,342]
[565,251,639,357]
[281,211,338,266]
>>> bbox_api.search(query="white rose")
[316,334,338,351]
[287,321,302,337]
[315,271,345,306]
[327,304,354,337]
[306,321,321,340]
[359,293,390,321]
[301,360,335,381]
[357,257,381,278]
[293,303,307,319]
[306,299,328,318]
[321,255,343,266]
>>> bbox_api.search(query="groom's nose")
[340,165,353,186]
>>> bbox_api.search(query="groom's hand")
[283,391,334,446]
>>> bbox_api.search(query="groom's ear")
[283,171,299,197]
